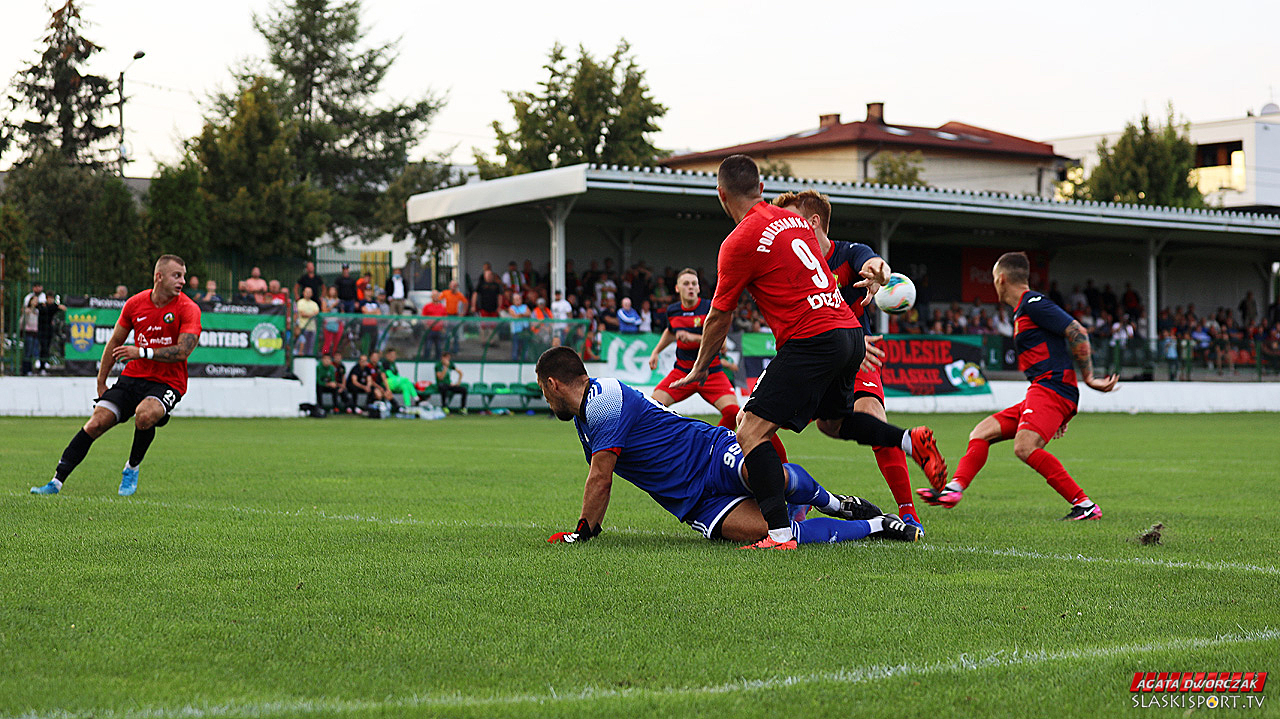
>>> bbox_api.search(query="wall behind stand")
[0,377,310,418]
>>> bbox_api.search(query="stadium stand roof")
[407,163,1280,336]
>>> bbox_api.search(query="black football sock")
[743,441,789,531]
[55,430,96,481]
[838,412,907,448]
[128,427,156,468]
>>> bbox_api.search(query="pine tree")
[374,160,466,259]
[1,0,117,167]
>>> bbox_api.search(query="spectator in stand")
[471,268,503,347]
[530,296,553,353]
[421,290,448,359]
[595,270,618,306]
[267,279,288,305]
[295,286,319,355]
[435,351,469,412]
[22,282,47,309]
[501,261,521,293]
[21,296,40,375]
[112,284,130,300]
[233,281,255,305]
[321,286,343,355]
[550,289,573,347]
[993,306,1013,337]
[37,293,67,373]
[638,299,653,333]
[1161,329,1179,381]
[356,272,373,303]
[358,297,381,353]
[616,296,641,334]
[200,279,222,304]
[578,296,599,360]
[334,264,358,313]
[1083,279,1101,318]
[375,289,391,315]
[385,266,408,315]
[1122,282,1142,318]
[1100,283,1119,319]
[563,259,580,299]
[1069,284,1087,311]
[183,277,199,299]
[1239,291,1258,325]
[244,267,268,304]
[598,296,619,333]
[1261,328,1280,372]
[520,259,539,290]
[316,353,348,411]
[440,279,468,316]
[295,261,324,304]
[1047,281,1064,307]
[508,291,532,361]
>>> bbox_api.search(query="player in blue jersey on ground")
[535,347,920,546]
[916,252,1118,520]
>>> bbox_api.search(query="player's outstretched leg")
[119,427,155,496]
[791,514,921,544]
[1012,429,1100,520]
[873,446,920,527]
[33,409,115,495]
[822,412,948,490]
[918,414,1007,509]
[783,463,882,520]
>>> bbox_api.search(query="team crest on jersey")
[694,317,703,327]
[68,313,96,353]
[163,312,175,323]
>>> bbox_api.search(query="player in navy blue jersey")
[916,252,1118,520]
[647,267,788,462]
[775,190,928,529]
[535,347,921,546]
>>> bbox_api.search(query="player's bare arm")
[98,320,131,397]
[112,332,199,364]
[1064,320,1118,392]
[579,450,616,528]
[648,328,677,370]
[669,307,731,388]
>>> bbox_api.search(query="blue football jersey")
[1013,290,1079,403]
[826,240,880,320]
[574,377,727,521]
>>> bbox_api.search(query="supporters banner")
[63,297,289,378]
[599,332,672,385]
[739,333,991,397]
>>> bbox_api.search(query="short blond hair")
[773,189,831,233]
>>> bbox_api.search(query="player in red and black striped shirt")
[647,268,787,461]
[916,252,1118,520]
[31,254,202,497]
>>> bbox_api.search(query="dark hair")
[717,155,761,197]
[773,189,831,233]
[994,252,1031,285]
[536,346,587,382]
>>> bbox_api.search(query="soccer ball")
[874,273,916,314]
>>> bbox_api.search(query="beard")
[553,406,576,421]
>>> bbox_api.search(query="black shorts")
[98,375,182,426]
[744,327,865,432]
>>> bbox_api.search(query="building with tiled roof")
[661,102,1070,199]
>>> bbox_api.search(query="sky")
[3,0,1279,178]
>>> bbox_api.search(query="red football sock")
[873,446,914,516]
[952,438,990,490]
[1026,448,1087,504]
[718,404,739,429]
[769,434,788,464]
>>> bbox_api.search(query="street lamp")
[117,50,146,175]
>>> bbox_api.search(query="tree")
[0,152,100,250]
[144,160,209,271]
[1,0,117,167]
[194,78,330,259]
[757,158,794,179]
[216,0,444,242]
[374,160,466,259]
[0,203,29,303]
[872,151,928,187]
[85,176,152,294]
[1070,106,1206,208]
[477,41,667,178]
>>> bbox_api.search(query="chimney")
[819,113,841,128]
[866,102,884,124]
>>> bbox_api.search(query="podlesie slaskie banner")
[63,297,288,379]
[741,333,990,397]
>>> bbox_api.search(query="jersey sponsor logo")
[805,289,845,310]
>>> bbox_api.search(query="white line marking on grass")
[10,628,1278,719]
[11,492,1278,572]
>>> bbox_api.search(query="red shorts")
[992,384,1078,443]
[655,367,736,405]
[851,365,885,404]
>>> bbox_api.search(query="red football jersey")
[119,290,203,394]
[711,202,857,347]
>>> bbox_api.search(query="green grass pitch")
[2,412,1277,718]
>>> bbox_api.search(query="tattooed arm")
[1064,320,1118,392]
[112,333,200,364]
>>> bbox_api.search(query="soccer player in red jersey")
[674,155,946,549]
[916,252,1118,520]
[774,190,922,529]
[647,267,788,462]
[31,254,202,497]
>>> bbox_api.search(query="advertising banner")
[739,333,991,396]
[598,332,672,385]
[63,297,288,378]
